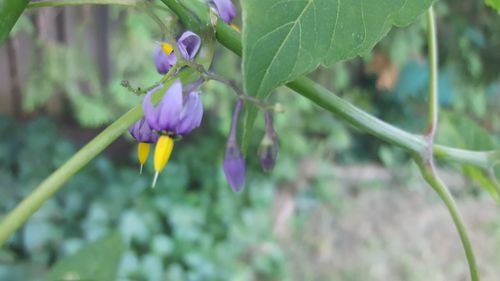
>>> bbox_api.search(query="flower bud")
[212,0,236,24]
[259,112,279,172]
[223,101,246,192]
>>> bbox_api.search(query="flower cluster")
[153,31,201,75]
[222,103,279,192]
[130,80,203,187]
[129,0,279,191]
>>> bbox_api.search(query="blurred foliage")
[2,0,500,280]
[0,116,290,281]
[44,232,123,281]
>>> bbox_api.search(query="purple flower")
[177,31,202,61]
[152,45,176,75]
[223,100,246,192]
[143,80,203,187]
[153,31,201,75]
[129,117,159,174]
[143,80,203,136]
[129,117,158,143]
[259,112,279,172]
[212,0,236,24]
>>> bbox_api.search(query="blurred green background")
[0,1,500,280]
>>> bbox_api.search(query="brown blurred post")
[6,37,22,118]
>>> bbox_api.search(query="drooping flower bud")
[152,31,201,75]
[143,80,204,187]
[223,101,245,192]
[259,112,279,172]
[129,117,159,174]
[212,0,236,24]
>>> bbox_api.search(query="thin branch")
[414,157,479,281]
[416,8,480,281]
[0,70,200,247]
[426,7,439,140]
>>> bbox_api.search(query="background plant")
[0,0,499,280]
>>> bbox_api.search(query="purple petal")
[223,145,246,192]
[129,117,158,143]
[175,91,203,135]
[259,138,279,172]
[177,31,201,61]
[152,46,173,75]
[143,84,165,131]
[213,0,236,23]
[155,80,183,131]
[168,52,177,66]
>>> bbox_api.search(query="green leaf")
[242,0,434,99]
[44,233,124,281]
[0,0,30,44]
[485,0,500,13]
[240,0,434,150]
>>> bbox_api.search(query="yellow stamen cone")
[152,135,174,188]
[161,43,174,55]
[138,142,150,174]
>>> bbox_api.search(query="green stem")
[0,72,197,246]
[0,106,142,246]
[417,8,479,281]
[426,7,438,138]
[415,157,480,281]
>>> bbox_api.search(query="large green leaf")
[242,0,434,99]
[0,0,30,45]
[240,0,434,150]
[44,233,124,281]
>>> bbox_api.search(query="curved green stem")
[0,106,142,246]
[426,7,439,138]
[0,72,197,246]
[415,157,479,281]
[416,8,480,281]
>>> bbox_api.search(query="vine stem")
[426,7,438,142]
[415,157,479,281]
[414,8,479,281]
[0,106,141,246]
[0,73,195,246]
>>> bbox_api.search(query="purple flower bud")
[129,117,158,143]
[152,45,176,75]
[259,112,279,172]
[223,101,245,192]
[152,31,201,75]
[212,0,236,24]
[177,31,201,61]
[143,80,203,136]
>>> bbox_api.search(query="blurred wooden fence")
[0,5,112,117]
